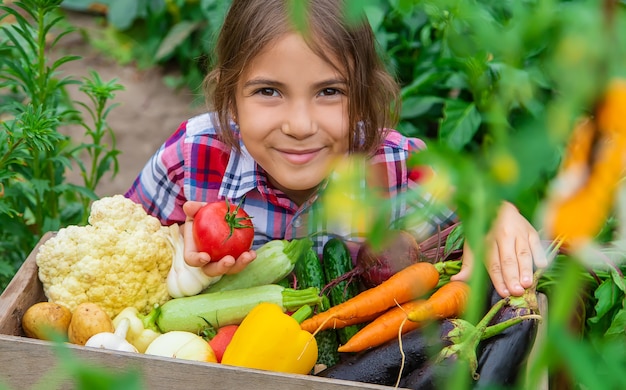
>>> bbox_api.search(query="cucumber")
[294,248,341,368]
[322,238,362,345]
[157,284,321,333]
[203,238,313,293]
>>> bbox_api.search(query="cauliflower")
[36,195,174,318]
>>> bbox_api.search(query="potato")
[67,302,114,345]
[22,302,72,341]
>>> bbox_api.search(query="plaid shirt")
[125,113,456,257]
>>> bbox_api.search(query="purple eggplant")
[402,284,541,390]
[315,321,455,386]
[473,285,540,389]
[399,317,479,389]
[399,351,459,390]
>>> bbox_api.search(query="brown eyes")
[252,87,344,97]
[256,88,279,97]
[319,88,342,96]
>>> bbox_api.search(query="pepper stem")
[140,304,161,333]
[290,305,313,324]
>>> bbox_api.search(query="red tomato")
[208,324,239,363]
[192,200,254,260]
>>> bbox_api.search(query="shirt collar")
[218,144,259,200]
[218,143,330,212]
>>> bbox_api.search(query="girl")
[125,0,547,298]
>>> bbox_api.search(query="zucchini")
[294,248,341,368]
[323,237,362,345]
[157,284,321,333]
[203,238,313,293]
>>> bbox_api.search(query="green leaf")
[438,99,481,151]
[588,280,623,324]
[107,0,140,31]
[288,0,309,33]
[401,95,444,119]
[610,267,626,293]
[363,5,385,31]
[444,222,464,254]
[155,20,202,62]
[604,308,626,336]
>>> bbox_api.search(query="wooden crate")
[0,232,392,390]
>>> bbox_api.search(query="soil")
[55,11,206,197]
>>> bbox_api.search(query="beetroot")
[357,230,421,288]
[323,224,463,292]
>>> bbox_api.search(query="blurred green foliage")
[2,0,626,388]
[0,0,123,290]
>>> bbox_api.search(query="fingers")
[183,200,206,217]
[486,239,515,298]
[183,218,211,267]
[530,234,549,269]
[200,250,257,277]
[515,241,535,289]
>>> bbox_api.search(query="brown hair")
[203,0,400,155]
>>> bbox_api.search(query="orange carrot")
[406,280,470,323]
[337,299,425,353]
[301,262,439,333]
[321,311,384,330]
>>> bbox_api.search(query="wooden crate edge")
[0,232,52,336]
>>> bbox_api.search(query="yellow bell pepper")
[221,302,318,375]
[112,305,162,353]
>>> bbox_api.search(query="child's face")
[235,32,349,205]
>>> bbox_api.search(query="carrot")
[337,299,425,353]
[301,262,439,333]
[406,280,470,323]
[321,311,384,330]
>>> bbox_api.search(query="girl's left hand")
[451,201,549,297]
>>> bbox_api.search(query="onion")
[357,230,421,288]
[145,331,217,363]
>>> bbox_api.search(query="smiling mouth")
[277,148,322,165]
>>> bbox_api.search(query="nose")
[281,101,318,139]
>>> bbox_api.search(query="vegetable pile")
[23,196,324,375]
[22,195,542,387]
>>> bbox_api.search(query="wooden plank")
[0,335,393,390]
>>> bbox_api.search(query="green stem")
[284,237,314,265]
[290,305,313,324]
[281,287,322,312]
[141,305,162,332]
[482,314,543,339]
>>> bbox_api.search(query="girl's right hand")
[182,201,256,277]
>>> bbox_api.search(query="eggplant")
[473,285,540,389]
[399,352,458,390]
[402,284,541,390]
[399,318,477,389]
[315,321,455,386]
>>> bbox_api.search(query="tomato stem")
[223,198,253,244]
